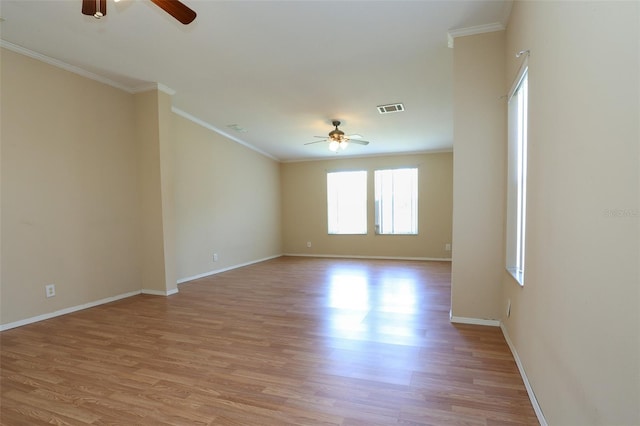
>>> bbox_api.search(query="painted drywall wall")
[135,90,170,294]
[280,153,453,259]
[0,48,142,324]
[134,89,177,295]
[158,91,178,294]
[502,2,639,424]
[172,113,282,282]
[0,45,282,324]
[451,31,506,321]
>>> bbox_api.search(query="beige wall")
[134,89,177,295]
[451,31,506,321]
[158,91,178,294]
[135,90,171,294]
[0,47,284,326]
[172,113,282,281]
[502,2,639,424]
[280,153,453,259]
[1,49,142,324]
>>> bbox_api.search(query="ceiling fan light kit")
[329,140,348,152]
[305,120,370,153]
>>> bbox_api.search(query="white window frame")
[327,170,367,235]
[374,167,418,235]
[506,62,528,286]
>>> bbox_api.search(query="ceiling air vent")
[377,103,404,114]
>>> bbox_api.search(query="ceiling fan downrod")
[94,0,105,18]
[81,0,106,19]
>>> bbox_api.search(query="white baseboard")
[500,323,547,426]
[449,314,545,425]
[2,286,181,331]
[175,254,451,286]
[176,254,282,284]
[449,312,501,327]
[141,288,179,296]
[0,290,141,332]
[283,253,452,261]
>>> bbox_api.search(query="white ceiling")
[0,0,511,162]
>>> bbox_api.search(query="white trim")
[157,83,176,96]
[508,57,529,102]
[281,148,454,164]
[177,254,283,284]
[284,253,452,262]
[132,82,176,96]
[141,288,179,296]
[171,107,279,161]
[501,323,547,426]
[1,286,181,331]
[0,290,141,331]
[131,83,160,94]
[0,39,135,93]
[1,40,176,97]
[447,22,506,48]
[449,312,501,327]
[176,254,450,285]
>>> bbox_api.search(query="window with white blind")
[327,170,367,235]
[374,168,418,235]
[506,65,528,285]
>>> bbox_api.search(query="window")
[327,171,367,234]
[506,65,528,285]
[374,168,418,235]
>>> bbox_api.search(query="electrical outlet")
[445,243,451,251]
[45,284,56,298]
[213,253,218,262]
[306,241,311,248]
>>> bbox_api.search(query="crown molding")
[447,22,506,48]
[132,82,176,96]
[0,39,136,92]
[171,107,279,162]
[0,39,175,96]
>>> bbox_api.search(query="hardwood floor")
[0,257,538,425]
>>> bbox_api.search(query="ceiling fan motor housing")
[329,121,346,142]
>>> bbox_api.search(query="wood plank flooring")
[1,257,538,425]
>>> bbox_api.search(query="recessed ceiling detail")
[377,103,405,114]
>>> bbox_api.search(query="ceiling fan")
[82,0,196,25]
[305,120,370,152]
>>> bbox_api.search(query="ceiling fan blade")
[348,139,370,145]
[304,140,328,145]
[150,0,197,24]
[82,0,106,16]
